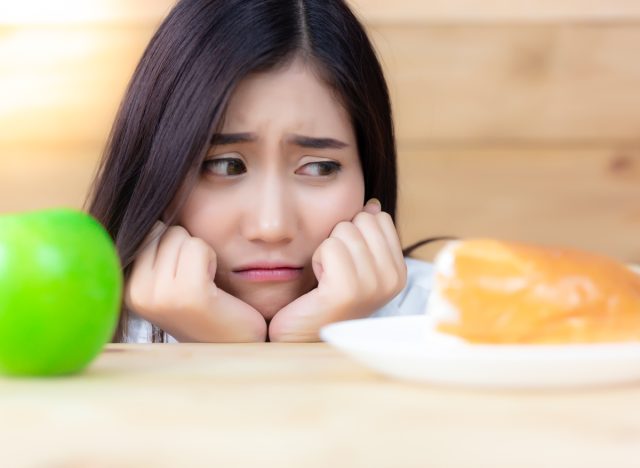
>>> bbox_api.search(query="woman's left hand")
[268,199,407,342]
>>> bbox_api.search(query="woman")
[86,0,435,343]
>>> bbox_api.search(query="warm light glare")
[0,0,115,24]
[0,30,95,119]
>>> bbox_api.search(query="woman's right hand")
[124,221,267,342]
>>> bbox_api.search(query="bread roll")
[426,239,640,344]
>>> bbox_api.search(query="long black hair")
[86,0,400,342]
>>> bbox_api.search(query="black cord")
[402,236,458,257]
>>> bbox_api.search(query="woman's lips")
[233,267,303,282]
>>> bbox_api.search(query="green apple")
[0,208,122,376]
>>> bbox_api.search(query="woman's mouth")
[232,263,304,282]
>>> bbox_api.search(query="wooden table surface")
[1,343,639,468]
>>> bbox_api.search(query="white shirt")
[126,257,434,343]
[370,257,434,318]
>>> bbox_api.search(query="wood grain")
[397,146,640,262]
[1,343,639,467]
[350,0,640,23]
[369,23,640,143]
[3,23,640,147]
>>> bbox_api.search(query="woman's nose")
[242,176,296,244]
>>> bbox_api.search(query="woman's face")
[173,59,365,320]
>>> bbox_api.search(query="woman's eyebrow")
[210,132,348,149]
[288,134,348,149]
[211,132,255,145]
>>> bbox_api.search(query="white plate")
[320,315,640,389]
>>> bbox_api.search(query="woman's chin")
[229,278,315,321]
[242,291,299,321]
[258,306,281,322]
[251,301,289,321]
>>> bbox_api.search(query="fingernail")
[152,221,166,233]
[364,198,382,214]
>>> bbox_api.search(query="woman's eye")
[203,158,246,176]
[297,161,342,177]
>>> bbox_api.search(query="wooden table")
[1,343,639,467]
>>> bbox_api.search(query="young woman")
[86,0,436,343]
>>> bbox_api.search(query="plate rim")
[320,315,640,361]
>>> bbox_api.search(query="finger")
[154,225,189,281]
[352,211,399,283]
[125,221,166,310]
[330,221,378,289]
[375,211,406,274]
[311,249,324,282]
[133,221,167,274]
[362,198,382,215]
[312,237,358,292]
[175,237,217,285]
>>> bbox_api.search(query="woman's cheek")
[177,185,236,242]
[299,185,363,239]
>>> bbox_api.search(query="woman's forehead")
[221,60,354,140]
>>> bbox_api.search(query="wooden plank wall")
[1,0,639,261]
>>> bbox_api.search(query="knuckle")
[352,238,369,253]
[188,237,207,248]
[377,271,405,297]
[125,281,150,314]
[189,237,212,255]
[398,262,408,283]
[209,245,218,262]
[393,271,407,294]
[148,286,166,311]
[353,211,374,225]
[331,221,354,236]
[389,280,402,296]
[144,221,165,242]
[167,225,189,239]
[379,282,396,298]
[377,211,393,224]
[323,236,344,252]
